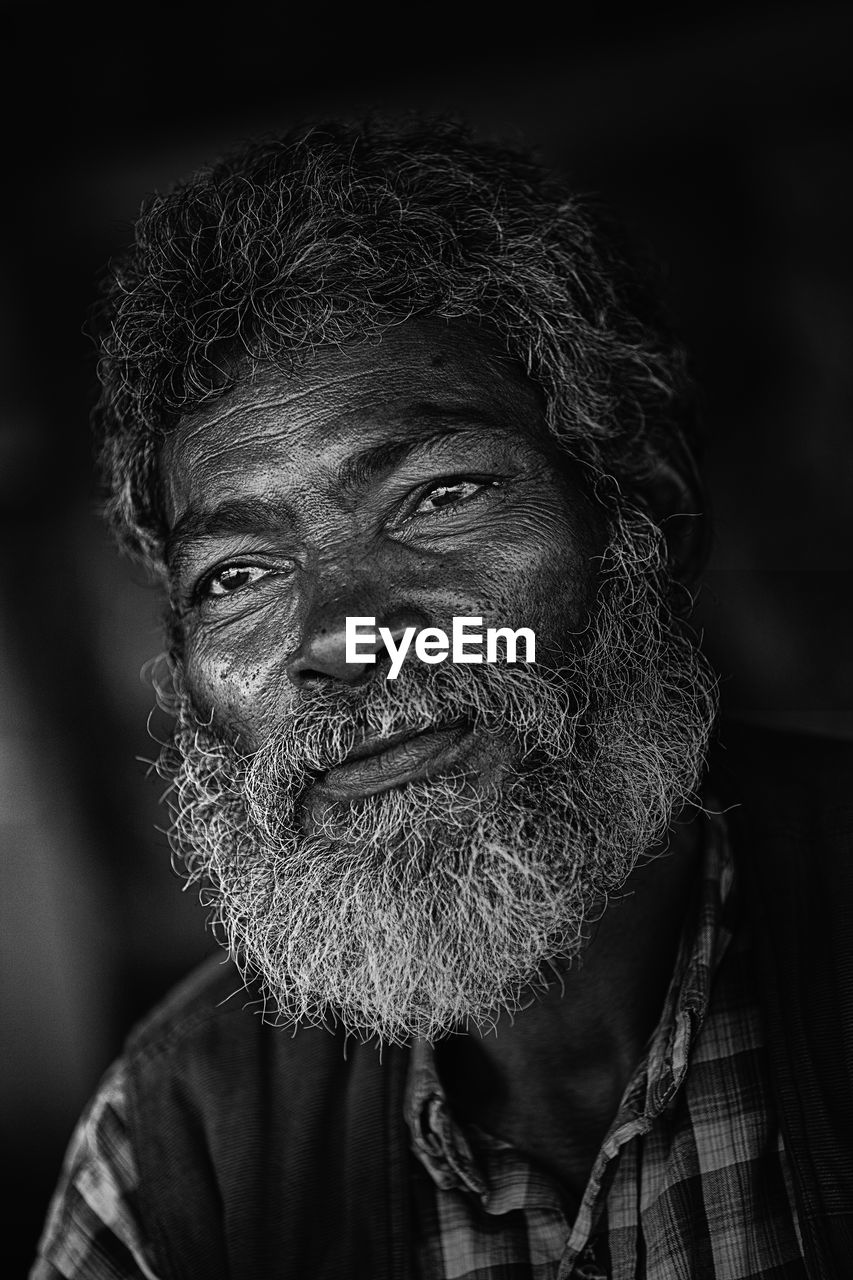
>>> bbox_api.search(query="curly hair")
[94,115,699,568]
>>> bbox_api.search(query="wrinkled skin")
[162,320,607,761]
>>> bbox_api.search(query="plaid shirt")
[32,810,807,1279]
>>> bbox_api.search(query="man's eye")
[201,565,269,599]
[413,478,500,517]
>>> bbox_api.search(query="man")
[33,118,853,1279]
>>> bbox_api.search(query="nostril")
[293,666,330,686]
[284,607,429,689]
[287,658,375,688]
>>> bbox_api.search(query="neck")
[434,807,705,1193]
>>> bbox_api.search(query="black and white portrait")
[5,8,853,1277]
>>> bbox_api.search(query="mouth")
[312,721,476,800]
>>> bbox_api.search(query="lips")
[314,722,475,800]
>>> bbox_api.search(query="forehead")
[158,320,545,524]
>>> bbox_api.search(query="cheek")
[469,503,603,645]
[180,610,300,746]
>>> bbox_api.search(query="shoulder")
[31,1059,161,1280]
[122,953,406,1130]
[117,959,410,1278]
[125,951,257,1059]
[124,953,370,1105]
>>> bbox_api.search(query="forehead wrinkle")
[174,392,518,480]
[176,360,432,436]
[167,329,539,467]
[171,335,526,445]
[170,392,315,454]
[173,409,536,525]
[161,338,546,532]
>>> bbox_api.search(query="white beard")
[161,510,717,1045]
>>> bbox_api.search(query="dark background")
[4,4,852,1272]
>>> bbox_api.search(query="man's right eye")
[199,565,270,599]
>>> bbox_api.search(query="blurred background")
[3,2,852,1270]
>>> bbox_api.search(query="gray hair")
[94,116,698,567]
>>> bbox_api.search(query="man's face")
[162,319,605,754]
[158,319,715,1044]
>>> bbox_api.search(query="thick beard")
[159,509,718,1046]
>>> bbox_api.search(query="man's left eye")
[412,478,500,517]
[202,565,269,598]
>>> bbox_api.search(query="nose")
[285,606,429,689]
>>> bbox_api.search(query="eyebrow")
[331,420,480,492]
[331,398,523,487]
[165,407,508,571]
[165,496,292,571]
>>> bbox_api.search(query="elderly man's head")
[96,119,717,1044]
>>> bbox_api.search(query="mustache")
[175,650,585,784]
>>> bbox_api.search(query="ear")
[632,450,710,592]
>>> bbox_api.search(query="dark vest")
[126,722,853,1279]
